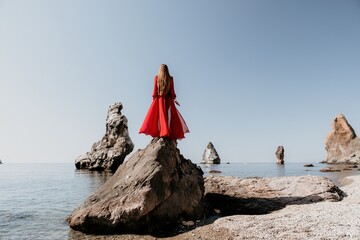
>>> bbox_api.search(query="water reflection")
[75,169,113,191]
[275,164,285,177]
[200,162,360,186]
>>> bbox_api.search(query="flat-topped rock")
[68,138,205,234]
[204,175,343,215]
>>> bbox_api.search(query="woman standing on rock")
[139,64,189,140]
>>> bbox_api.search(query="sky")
[1,0,360,164]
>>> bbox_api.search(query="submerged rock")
[201,142,221,164]
[68,138,205,234]
[204,175,343,215]
[304,164,314,167]
[75,102,134,172]
[319,167,341,172]
[325,114,360,164]
[275,146,285,164]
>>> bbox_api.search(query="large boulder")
[201,142,221,164]
[68,138,205,234]
[75,102,134,172]
[205,175,343,215]
[325,114,360,164]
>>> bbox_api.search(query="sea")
[0,162,359,240]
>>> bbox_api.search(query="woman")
[139,64,189,140]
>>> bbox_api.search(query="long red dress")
[139,76,189,140]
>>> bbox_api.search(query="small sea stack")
[275,146,285,165]
[304,164,314,167]
[201,142,221,164]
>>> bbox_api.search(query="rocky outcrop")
[204,175,343,215]
[275,146,284,164]
[201,142,221,164]
[68,138,205,234]
[75,102,134,172]
[325,114,360,164]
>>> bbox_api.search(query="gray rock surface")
[275,146,284,164]
[204,175,343,215]
[201,142,221,164]
[75,102,134,172]
[325,114,360,164]
[68,138,205,234]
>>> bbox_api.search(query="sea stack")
[201,142,221,164]
[68,138,205,234]
[275,146,285,164]
[74,102,134,172]
[325,114,360,164]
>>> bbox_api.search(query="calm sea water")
[0,162,358,239]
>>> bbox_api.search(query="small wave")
[2,211,36,222]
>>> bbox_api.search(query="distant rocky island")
[0,159,2,164]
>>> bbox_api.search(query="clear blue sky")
[1,0,360,164]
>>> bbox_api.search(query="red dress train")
[139,76,189,140]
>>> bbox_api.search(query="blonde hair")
[157,64,171,96]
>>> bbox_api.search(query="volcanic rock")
[325,114,360,164]
[204,175,343,215]
[68,138,205,234]
[201,142,221,164]
[275,146,285,164]
[75,102,134,172]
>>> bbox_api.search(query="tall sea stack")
[275,146,285,164]
[325,114,360,164]
[74,102,134,172]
